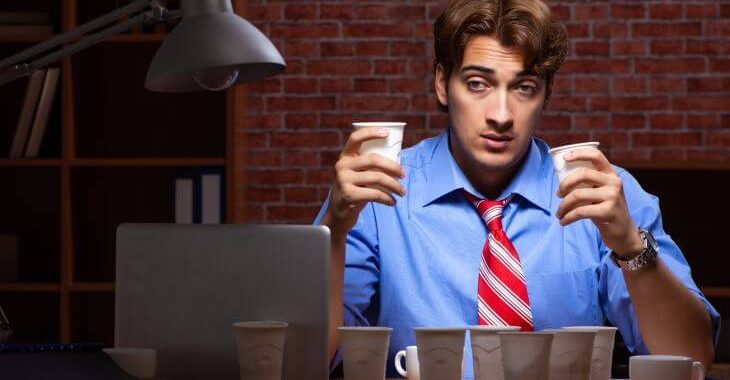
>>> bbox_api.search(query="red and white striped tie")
[463,191,534,331]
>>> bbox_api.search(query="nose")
[485,88,513,128]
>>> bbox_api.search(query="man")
[315,0,719,377]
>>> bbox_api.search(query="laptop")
[115,224,330,380]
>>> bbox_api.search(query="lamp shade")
[145,8,285,92]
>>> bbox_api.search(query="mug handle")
[692,361,705,380]
[395,349,407,377]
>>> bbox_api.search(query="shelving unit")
[0,0,246,346]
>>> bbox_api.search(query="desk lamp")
[0,0,286,90]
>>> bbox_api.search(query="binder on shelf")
[8,70,46,158]
[173,169,224,224]
[25,67,60,158]
[201,170,223,224]
[174,177,194,224]
[0,234,19,282]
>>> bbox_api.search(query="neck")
[449,134,527,201]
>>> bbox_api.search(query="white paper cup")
[233,321,288,380]
[547,330,596,380]
[353,122,406,164]
[395,345,420,380]
[562,326,617,380]
[468,326,521,380]
[339,326,392,380]
[498,332,554,380]
[548,142,600,187]
[630,355,705,380]
[414,327,466,380]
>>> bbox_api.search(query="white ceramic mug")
[629,355,705,380]
[395,345,420,380]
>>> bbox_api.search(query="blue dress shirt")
[314,130,720,379]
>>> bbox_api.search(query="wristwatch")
[610,227,658,271]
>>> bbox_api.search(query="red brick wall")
[238,1,730,223]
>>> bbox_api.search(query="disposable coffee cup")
[562,326,617,380]
[414,327,466,380]
[498,332,554,380]
[468,326,521,380]
[548,142,600,187]
[547,330,596,380]
[630,355,705,380]
[339,326,392,380]
[233,321,288,380]
[353,122,406,164]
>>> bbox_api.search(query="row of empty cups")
[339,325,619,380]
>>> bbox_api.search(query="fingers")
[556,186,616,221]
[348,153,405,179]
[558,202,614,226]
[557,167,618,198]
[342,127,390,157]
[562,148,612,173]
[339,183,398,207]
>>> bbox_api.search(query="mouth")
[480,133,513,151]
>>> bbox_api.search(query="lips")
[480,133,513,151]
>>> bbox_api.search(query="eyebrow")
[460,64,540,78]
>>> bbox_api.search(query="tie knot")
[462,190,508,232]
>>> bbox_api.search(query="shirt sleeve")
[313,192,382,371]
[597,168,721,354]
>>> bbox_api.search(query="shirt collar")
[422,130,552,213]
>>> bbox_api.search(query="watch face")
[640,228,658,252]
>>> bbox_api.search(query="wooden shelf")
[70,158,226,167]
[0,35,53,43]
[69,282,114,292]
[0,159,63,167]
[616,160,730,170]
[0,283,60,292]
[701,287,730,298]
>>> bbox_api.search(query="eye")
[515,84,537,96]
[467,80,488,92]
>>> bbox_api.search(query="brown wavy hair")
[434,0,568,111]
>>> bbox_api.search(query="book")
[9,69,46,158]
[201,171,222,224]
[0,12,50,25]
[0,234,19,282]
[174,178,194,224]
[24,67,60,158]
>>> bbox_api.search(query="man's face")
[436,35,546,181]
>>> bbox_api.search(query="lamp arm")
[0,0,183,87]
[0,0,152,72]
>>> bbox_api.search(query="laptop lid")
[115,224,330,380]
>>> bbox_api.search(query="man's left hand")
[555,148,644,257]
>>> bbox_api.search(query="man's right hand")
[323,126,406,239]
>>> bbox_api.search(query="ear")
[434,64,449,109]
